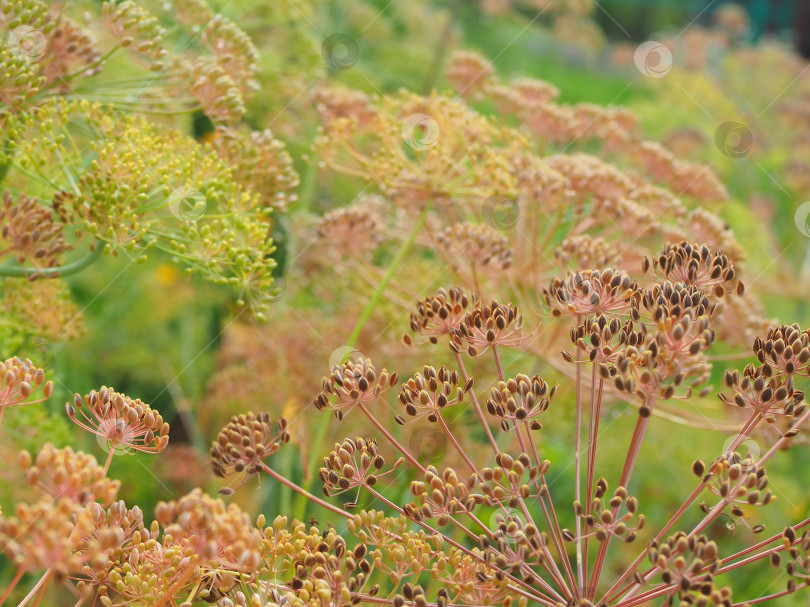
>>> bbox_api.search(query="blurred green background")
[2,0,809,604]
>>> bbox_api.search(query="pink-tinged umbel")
[65,386,169,460]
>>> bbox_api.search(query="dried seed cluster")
[210,412,289,484]
[66,386,170,454]
[316,201,383,259]
[648,533,730,607]
[486,374,555,431]
[0,191,70,269]
[578,479,644,545]
[20,443,120,507]
[720,366,806,420]
[319,437,401,507]
[396,365,470,425]
[0,356,54,408]
[545,269,639,317]
[437,222,513,270]
[555,235,618,268]
[644,241,743,297]
[753,324,810,378]
[404,286,473,345]
[451,300,523,356]
[315,357,397,420]
[406,466,477,526]
[700,451,775,510]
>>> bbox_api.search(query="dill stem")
[0,241,103,278]
[260,462,351,519]
[293,203,431,520]
[583,366,602,597]
[453,351,499,454]
[16,569,52,607]
[574,316,584,595]
[590,396,655,596]
[0,568,23,605]
[357,402,426,474]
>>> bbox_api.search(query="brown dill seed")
[210,412,289,484]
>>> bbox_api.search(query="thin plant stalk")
[294,203,432,519]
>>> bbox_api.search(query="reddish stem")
[357,402,426,474]
[260,462,352,519]
[583,368,602,597]
[732,583,810,606]
[16,569,52,607]
[0,568,23,605]
[590,396,655,597]
[574,337,584,595]
[453,351,499,454]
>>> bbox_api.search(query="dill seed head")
[645,241,742,298]
[718,365,806,419]
[316,199,384,260]
[396,365,468,425]
[753,324,810,378]
[319,437,401,507]
[1,356,54,406]
[407,465,476,526]
[445,50,496,98]
[545,269,639,317]
[569,315,638,364]
[21,443,120,507]
[486,374,555,432]
[65,386,169,454]
[210,412,289,485]
[314,357,397,420]
[555,235,618,269]
[451,300,523,357]
[405,286,473,346]
[0,191,71,270]
[706,451,774,508]
[437,223,513,271]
